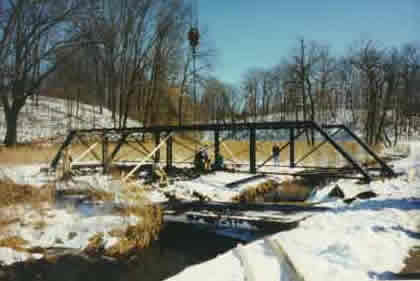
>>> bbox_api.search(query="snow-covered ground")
[0,97,143,265]
[145,170,293,203]
[0,96,141,143]
[166,141,420,281]
[0,168,142,266]
[1,141,419,277]
[0,203,138,265]
[1,95,420,279]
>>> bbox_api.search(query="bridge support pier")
[250,128,256,173]
[214,130,220,156]
[102,134,109,174]
[154,132,161,164]
[166,132,173,169]
[290,128,295,168]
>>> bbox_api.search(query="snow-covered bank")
[145,171,290,203]
[0,166,151,266]
[0,96,141,143]
[0,204,138,265]
[166,142,420,281]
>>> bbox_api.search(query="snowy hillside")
[0,96,142,143]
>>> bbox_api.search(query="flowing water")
[0,222,242,281]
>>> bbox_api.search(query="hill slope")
[0,97,142,144]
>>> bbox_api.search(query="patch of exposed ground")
[400,225,420,274]
[401,246,420,273]
[232,179,313,203]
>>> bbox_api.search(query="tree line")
[201,39,420,146]
[1,0,213,146]
[0,0,419,147]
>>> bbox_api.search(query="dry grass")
[216,140,383,168]
[232,180,280,203]
[84,232,105,255]
[0,236,28,252]
[0,178,55,235]
[82,184,163,258]
[0,135,384,170]
[0,144,58,165]
[86,188,114,202]
[0,217,20,232]
[106,204,163,257]
[0,135,198,167]
[279,180,313,201]
[119,182,148,203]
[0,179,55,208]
[401,246,420,273]
[32,220,47,230]
[232,179,312,203]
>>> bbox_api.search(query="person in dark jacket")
[194,147,209,172]
[194,150,204,171]
[272,144,280,166]
[212,152,224,170]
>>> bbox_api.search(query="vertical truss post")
[290,128,295,168]
[214,130,220,156]
[154,132,161,164]
[250,127,256,173]
[102,132,109,174]
[166,132,173,169]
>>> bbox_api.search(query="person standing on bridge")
[272,144,280,167]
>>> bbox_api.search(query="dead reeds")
[0,236,28,252]
[0,136,383,170]
[232,179,312,203]
[232,179,280,203]
[105,204,163,257]
[0,144,57,165]
[0,179,55,208]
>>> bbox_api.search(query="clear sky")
[196,0,419,85]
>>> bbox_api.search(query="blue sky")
[196,0,419,85]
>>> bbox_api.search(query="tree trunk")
[4,106,20,146]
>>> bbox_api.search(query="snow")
[1,95,420,279]
[0,165,50,187]
[0,202,140,266]
[164,250,244,281]
[0,96,141,143]
[166,141,420,281]
[0,248,43,266]
[0,165,142,266]
[145,171,288,203]
[14,208,138,249]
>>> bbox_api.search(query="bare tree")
[200,77,239,123]
[350,40,387,145]
[79,0,194,128]
[399,43,420,140]
[0,0,92,146]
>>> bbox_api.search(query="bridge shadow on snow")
[336,197,420,213]
[391,225,420,240]
[369,271,420,280]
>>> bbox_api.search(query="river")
[0,222,244,281]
